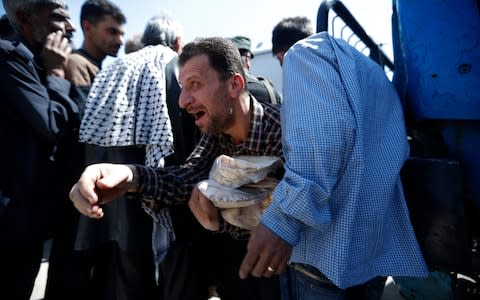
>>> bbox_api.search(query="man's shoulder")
[68,52,98,68]
[0,39,34,63]
[254,96,281,125]
[65,52,99,87]
[245,72,282,105]
[69,51,90,62]
[258,97,280,111]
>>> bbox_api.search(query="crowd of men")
[0,0,428,300]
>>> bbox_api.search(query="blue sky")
[0,0,393,58]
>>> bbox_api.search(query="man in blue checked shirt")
[239,32,429,299]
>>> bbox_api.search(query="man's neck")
[226,93,252,145]
[81,42,106,65]
[78,44,104,68]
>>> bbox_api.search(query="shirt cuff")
[135,164,155,194]
[261,198,302,246]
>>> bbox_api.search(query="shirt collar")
[75,48,102,68]
[248,93,265,138]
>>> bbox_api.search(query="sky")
[0,0,394,60]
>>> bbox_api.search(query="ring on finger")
[267,266,276,272]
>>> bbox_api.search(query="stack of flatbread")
[197,155,282,230]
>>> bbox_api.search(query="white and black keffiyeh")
[79,45,176,167]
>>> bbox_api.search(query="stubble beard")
[203,90,234,135]
[206,108,234,135]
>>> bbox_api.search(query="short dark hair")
[80,0,126,30]
[272,16,313,55]
[179,37,246,86]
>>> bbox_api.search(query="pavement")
[30,262,48,300]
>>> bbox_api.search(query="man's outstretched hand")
[69,163,137,218]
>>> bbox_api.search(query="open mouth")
[194,111,206,120]
[188,108,206,121]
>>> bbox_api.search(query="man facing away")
[237,32,429,299]
[70,37,282,300]
[0,0,77,299]
[271,16,314,66]
[72,13,201,300]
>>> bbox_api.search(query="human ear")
[229,73,245,97]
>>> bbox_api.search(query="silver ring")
[267,266,276,272]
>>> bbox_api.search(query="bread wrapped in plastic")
[197,180,269,208]
[198,155,282,230]
[220,189,273,230]
[209,155,281,188]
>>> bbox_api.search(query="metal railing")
[316,0,394,72]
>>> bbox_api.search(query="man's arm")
[261,36,355,245]
[72,134,221,219]
[138,134,222,210]
[240,35,354,278]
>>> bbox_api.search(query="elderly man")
[70,37,282,300]
[0,0,77,299]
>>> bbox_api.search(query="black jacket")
[0,38,78,243]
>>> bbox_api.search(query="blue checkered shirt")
[262,32,428,289]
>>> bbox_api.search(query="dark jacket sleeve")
[0,41,79,143]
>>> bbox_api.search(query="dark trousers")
[157,237,212,300]
[88,241,160,300]
[159,206,281,300]
[0,240,44,300]
[45,241,160,300]
[44,237,90,300]
[212,235,281,300]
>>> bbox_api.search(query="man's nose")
[114,34,124,46]
[178,89,192,109]
[66,19,76,33]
